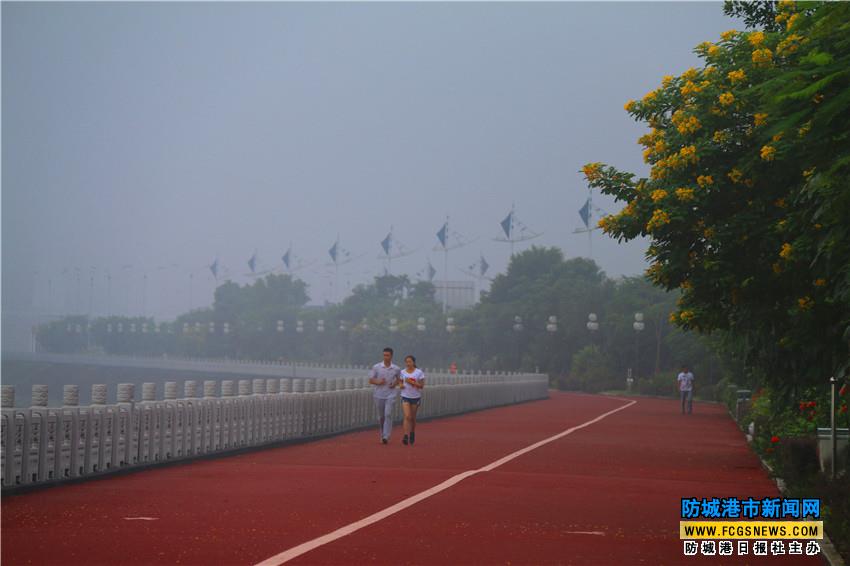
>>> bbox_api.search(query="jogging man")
[369,347,401,444]
[677,364,695,415]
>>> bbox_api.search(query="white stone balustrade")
[0,368,548,490]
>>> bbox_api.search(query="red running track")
[1,392,820,565]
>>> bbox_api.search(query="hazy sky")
[3,1,737,323]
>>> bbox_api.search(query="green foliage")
[635,371,679,397]
[723,1,783,32]
[568,346,617,393]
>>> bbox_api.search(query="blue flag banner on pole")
[436,223,447,248]
[282,249,291,270]
[328,242,338,263]
[210,259,219,278]
[579,198,591,229]
[500,212,513,238]
[480,255,489,276]
[381,233,391,255]
[248,254,257,273]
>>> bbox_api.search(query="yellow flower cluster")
[752,48,774,66]
[582,162,603,182]
[672,111,701,135]
[772,131,784,142]
[803,166,816,178]
[662,75,674,87]
[638,128,663,147]
[682,68,698,81]
[650,189,668,202]
[720,30,737,41]
[597,214,616,234]
[774,198,787,208]
[814,278,826,287]
[679,145,698,162]
[645,263,663,283]
[696,175,713,188]
[703,227,715,239]
[679,310,696,323]
[797,296,813,311]
[642,89,659,104]
[657,155,678,171]
[718,92,735,106]
[646,209,671,232]
[748,31,766,47]
[680,81,705,97]
[728,168,743,183]
[777,34,804,56]
[761,145,777,161]
[650,164,668,181]
[624,100,636,112]
[727,69,746,83]
[786,13,800,30]
[797,121,811,137]
[675,187,695,201]
[779,242,793,260]
[708,45,720,57]
[712,130,729,143]
[754,113,768,126]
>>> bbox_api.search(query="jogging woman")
[400,355,425,446]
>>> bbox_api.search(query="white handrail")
[0,372,548,489]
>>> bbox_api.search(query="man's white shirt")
[370,362,401,399]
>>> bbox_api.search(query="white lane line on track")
[254,397,637,566]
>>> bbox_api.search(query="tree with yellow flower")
[584,1,850,390]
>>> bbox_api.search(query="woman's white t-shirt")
[400,368,425,399]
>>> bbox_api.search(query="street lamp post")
[586,313,599,350]
[633,313,645,382]
[512,316,523,370]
